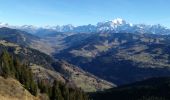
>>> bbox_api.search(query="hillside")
[90,77,170,100]
[53,60,115,92]
[0,76,38,100]
[0,38,114,92]
[0,50,90,100]
[54,32,170,85]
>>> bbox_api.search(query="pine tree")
[51,80,64,100]
[38,80,49,93]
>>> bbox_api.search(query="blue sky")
[0,0,170,27]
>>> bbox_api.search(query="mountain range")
[1,18,170,36]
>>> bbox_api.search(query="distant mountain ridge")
[1,18,170,35]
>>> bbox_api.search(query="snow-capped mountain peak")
[96,18,130,32]
[97,18,127,27]
[111,18,127,25]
